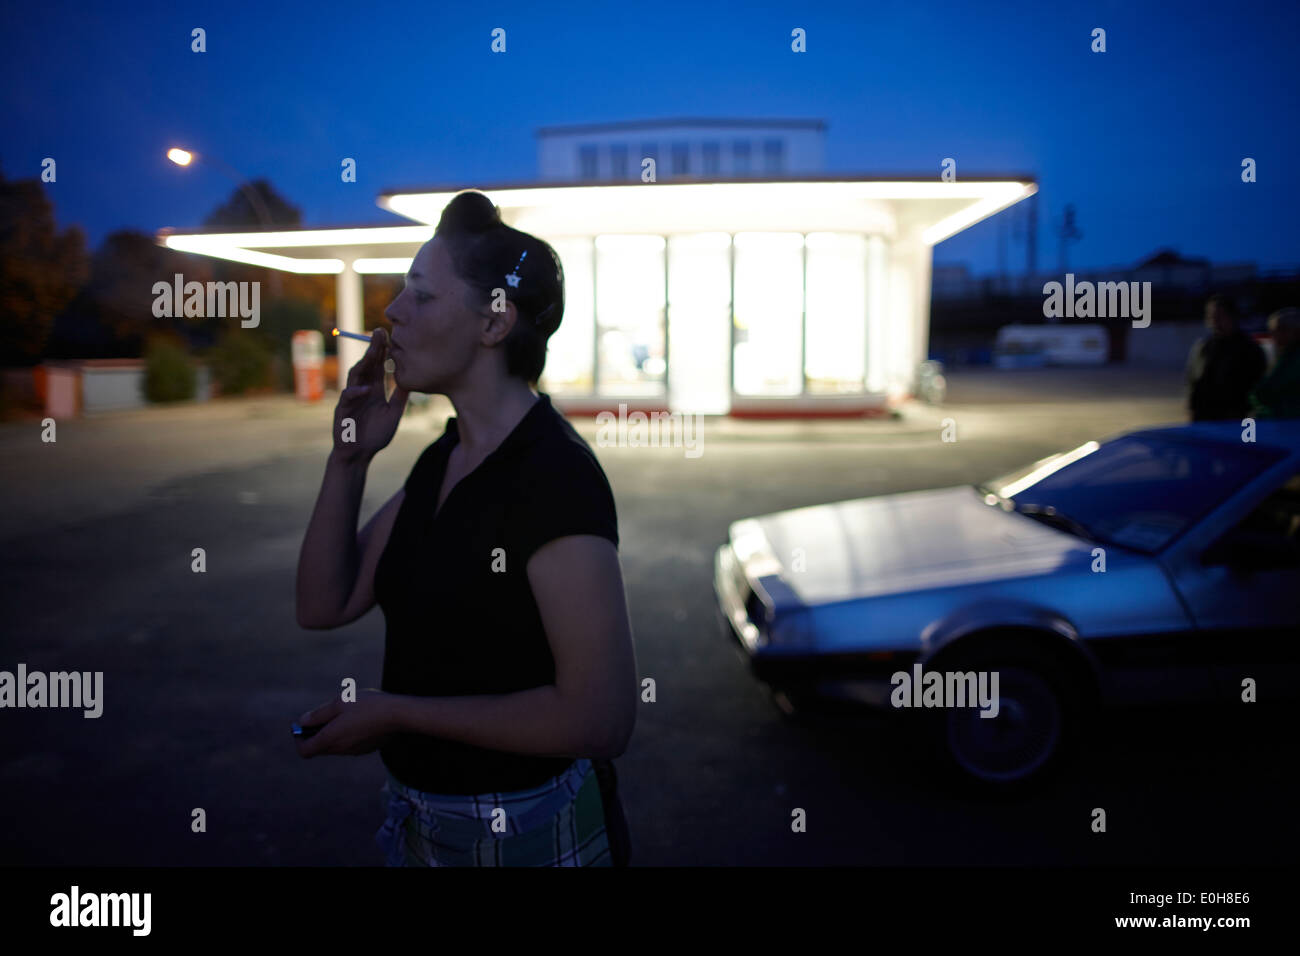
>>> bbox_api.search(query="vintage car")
[714,420,1300,789]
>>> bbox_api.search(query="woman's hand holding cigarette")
[331,327,409,463]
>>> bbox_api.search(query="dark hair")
[433,191,565,384]
[1206,293,1239,318]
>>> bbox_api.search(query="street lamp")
[167,146,274,227]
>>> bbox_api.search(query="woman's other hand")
[295,689,401,757]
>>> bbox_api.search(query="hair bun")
[436,190,503,235]
[534,301,561,335]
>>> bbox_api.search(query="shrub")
[255,298,324,391]
[207,329,273,396]
[143,336,197,403]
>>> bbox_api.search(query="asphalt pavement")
[3,364,1291,865]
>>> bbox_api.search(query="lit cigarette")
[331,328,372,343]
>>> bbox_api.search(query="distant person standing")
[1185,294,1267,421]
[1249,308,1300,419]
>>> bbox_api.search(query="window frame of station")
[553,231,882,399]
[609,143,629,180]
[578,144,599,180]
[762,139,785,173]
[728,231,876,398]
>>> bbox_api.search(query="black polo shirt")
[373,392,619,795]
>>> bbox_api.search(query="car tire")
[911,643,1086,794]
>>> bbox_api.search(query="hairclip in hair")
[505,250,527,288]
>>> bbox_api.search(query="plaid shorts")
[375,759,612,866]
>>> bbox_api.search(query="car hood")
[749,485,1094,605]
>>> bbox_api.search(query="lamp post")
[167,146,283,298]
[166,147,274,227]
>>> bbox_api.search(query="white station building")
[159,119,1035,417]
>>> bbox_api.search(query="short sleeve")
[511,443,619,566]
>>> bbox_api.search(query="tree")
[49,229,206,359]
[200,180,305,302]
[254,297,325,390]
[0,167,90,365]
[201,178,301,229]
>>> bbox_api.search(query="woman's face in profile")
[384,237,482,393]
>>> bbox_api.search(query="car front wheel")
[910,644,1086,793]
[945,665,1063,786]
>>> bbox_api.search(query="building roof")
[158,176,1037,273]
[375,171,1037,200]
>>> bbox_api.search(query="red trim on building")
[553,394,902,419]
[551,399,671,417]
[728,406,895,420]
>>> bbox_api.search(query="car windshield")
[978,434,1287,553]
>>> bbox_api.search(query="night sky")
[3,0,1296,275]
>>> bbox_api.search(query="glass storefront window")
[865,235,890,394]
[667,233,731,414]
[539,237,594,394]
[805,233,867,393]
[541,229,888,403]
[595,235,666,396]
[733,232,803,395]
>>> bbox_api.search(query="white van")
[994,324,1109,367]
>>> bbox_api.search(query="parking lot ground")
[4,364,1289,865]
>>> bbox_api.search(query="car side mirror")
[1201,529,1300,570]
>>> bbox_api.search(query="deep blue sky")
[3,0,1296,276]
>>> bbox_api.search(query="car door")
[1171,468,1300,697]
